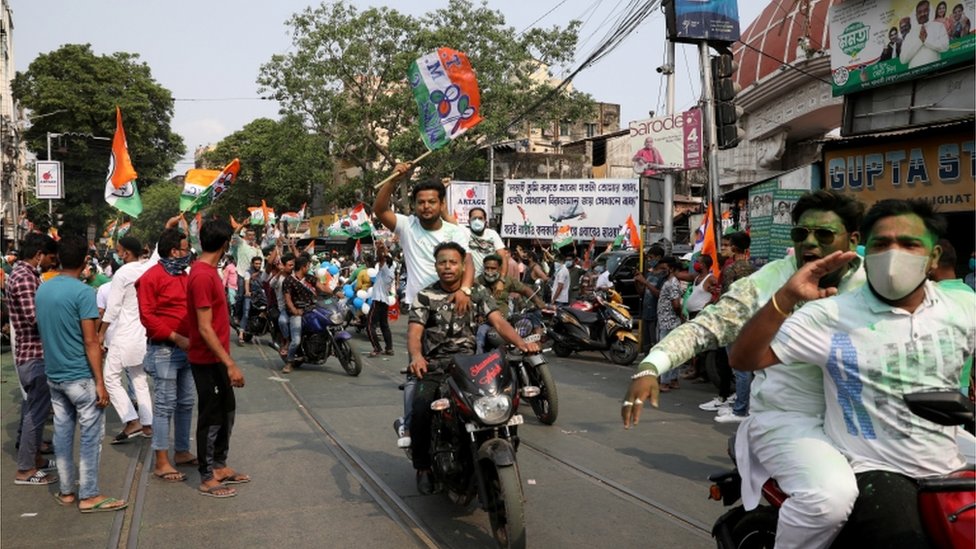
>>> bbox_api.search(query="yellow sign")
[307,214,337,237]
[824,132,974,212]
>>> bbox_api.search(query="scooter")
[404,347,532,548]
[543,289,639,365]
[707,390,975,548]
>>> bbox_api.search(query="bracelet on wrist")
[771,293,791,318]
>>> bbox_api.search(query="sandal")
[368,350,381,357]
[198,484,236,498]
[383,350,395,356]
[153,470,187,482]
[15,469,57,485]
[216,472,250,485]
[53,492,76,506]
[79,497,127,513]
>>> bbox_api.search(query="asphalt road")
[1,317,738,548]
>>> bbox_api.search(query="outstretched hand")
[780,250,858,304]
[621,375,660,429]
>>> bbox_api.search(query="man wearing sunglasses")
[622,190,867,549]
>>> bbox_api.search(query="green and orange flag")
[407,48,484,151]
[104,106,142,218]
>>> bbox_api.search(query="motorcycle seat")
[567,308,599,324]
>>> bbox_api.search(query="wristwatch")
[460,286,472,296]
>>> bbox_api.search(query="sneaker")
[393,418,411,448]
[715,404,735,416]
[698,396,727,411]
[714,413,748,424]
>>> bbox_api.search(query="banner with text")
[501,179,639,242]
[446,181,493,225]
[667,0,741,43]
[628,109,703,176]
[824,131,974,212]
[828,0,976,95]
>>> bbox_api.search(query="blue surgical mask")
[470,219,486,233]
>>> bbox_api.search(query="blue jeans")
[732,369,752,416]
[143,344,194,452]
[278,310,291,340]
[658,325,680,385]
[16,358,50,471]
[286,315,304,362]
[48,377,105,500]
[240,296,252,334]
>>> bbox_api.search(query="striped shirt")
[5,261,44,363]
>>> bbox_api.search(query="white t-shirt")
[771,282,974,478]
[553,265,570,303]
[393,213,470,305]
[467,227,504,276]
[595,270,613,290]
[96,281,115,345]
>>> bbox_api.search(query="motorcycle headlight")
[472,394,512,425]
[329,311,343,325]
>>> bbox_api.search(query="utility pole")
[662,39,676,244]
[698,42,723,251]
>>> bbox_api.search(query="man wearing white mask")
[731,198,974,547]
[465,207,507,277]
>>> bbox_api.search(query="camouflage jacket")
[409,281,497,366]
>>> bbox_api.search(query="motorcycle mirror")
[521,386,541,398]
[430,398,450,411]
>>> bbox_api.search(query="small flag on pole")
[104,106,142,218]
[408,48,484,151]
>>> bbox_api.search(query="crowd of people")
[2,161,974,548]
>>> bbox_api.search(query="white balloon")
[316,267,329,278]
[361,303,371,314]
[366,287,374,298]
[356,289,368,300]
[367,267,378,278]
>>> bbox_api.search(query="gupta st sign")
[824,132,975,212]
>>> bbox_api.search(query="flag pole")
[372,149,435,190]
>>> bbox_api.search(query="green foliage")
[199,115,332,219]
[12,44,185,234]
[258,0,594,205]
[126,181,182,244]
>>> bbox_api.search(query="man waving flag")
[104,106,142,217]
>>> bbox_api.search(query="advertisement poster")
[35,161,63,199]
[824,131,974,212]
[446,181,493,225]
[500,179,639,241]
[747,166,817,261]
[667,0,741,43]
[828,0,976,95]
[628,109,703,176]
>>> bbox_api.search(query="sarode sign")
[628,109,702,177]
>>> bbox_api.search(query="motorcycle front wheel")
[609,338,638,365]
[552,341,572,358]
[334,338,363,377]
[484,463,526,549]
[527,364,559,425]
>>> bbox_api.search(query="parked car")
[593,250,640,313]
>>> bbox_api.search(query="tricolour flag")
[353,239,362,261]
[407,48,484,151]
[327,203,372,239]
[180,159,240,214]
[693,204,721,278]
[553,225,574,249]
[104,106,142,218]
[280,203,306,227]
[248,200,275,226]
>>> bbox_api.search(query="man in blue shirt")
[36,234,127,513]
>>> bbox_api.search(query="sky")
[9,0,766,173]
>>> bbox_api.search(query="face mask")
[594,265,604,274]
[647,259,659,269]
[160,255,192,276]
[483,272,499,284]
[470,219,485,233]
[970,258,975,271]
[865,249,930,301]
[564,260,574,268]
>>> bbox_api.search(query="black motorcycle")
[294,298,363,376]
[543,289,639,365]
[242,298,278,344]
[416,348,532,548]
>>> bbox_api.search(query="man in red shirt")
[186,219,248,498]
[136,227,197,482]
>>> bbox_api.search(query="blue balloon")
[353,297,364,309]
[856,245,865,257]
[328,264,339,276]
[366,297,373,304]
[343,285,354,298]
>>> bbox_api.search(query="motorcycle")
[242,297,278,345]
[543,289,639,365]
[707,390,975,548]
[402,347,534,548]
[294,298,364,376]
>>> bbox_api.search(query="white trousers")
[104,347,153,426]
[735,412,858,549]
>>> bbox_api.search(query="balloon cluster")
[337,268,396,314]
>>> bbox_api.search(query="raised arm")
[373,163,412,231]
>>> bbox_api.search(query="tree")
[126,180,182,245]
[258,0,593,206]
[12,44,185,234]
[199,115,333,219]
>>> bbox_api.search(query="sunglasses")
[789,226,843,245]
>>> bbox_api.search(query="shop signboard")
[500,179,639,241]
[828,0,976,96]
[824,131,974,212]
[666,0,741,43]
[747,165,819,261]
[35,161,63,199]
[446,181,492,225]
[628,108,703,177]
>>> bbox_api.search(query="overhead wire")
[518,0,573,36]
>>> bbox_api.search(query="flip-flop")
[14,469,57,485]
[216,473,251,485]
[79,497,127,513]
[152,471,187,482]
[110,430,142,445]
[198,484,236,498]
[175,458,199,466]
[53,492,76,506]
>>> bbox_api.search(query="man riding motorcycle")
[407,242,539,494]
